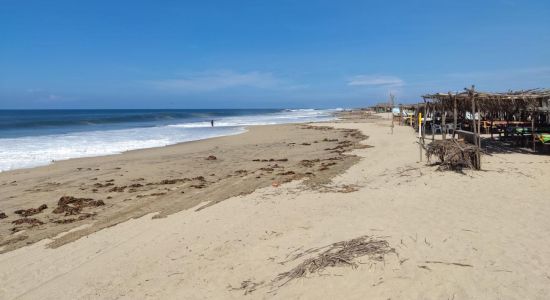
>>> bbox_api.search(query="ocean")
[0,109,338,172]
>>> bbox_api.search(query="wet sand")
[0,123,367,253]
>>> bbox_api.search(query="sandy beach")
[0,123,366,253]
[1,114,550,299]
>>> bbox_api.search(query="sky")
[1,0,549,109]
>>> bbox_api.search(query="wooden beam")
[532,117,536,152]
[452,92,457,140]
[441,100,446,140]
[470,85,480,169]
[399,104,403,126]
[472,99,477,168]
[477,103,482,167]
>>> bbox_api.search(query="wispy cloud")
[25,89,65,102]
[149,70,280,92]
[347,75,404,87]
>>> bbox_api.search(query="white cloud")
[25,89,65,102]
[347,75,404,87]
[149,70,280,92]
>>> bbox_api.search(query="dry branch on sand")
[229,279,265,295]
[275,235,395,286]
[426,140,478,171]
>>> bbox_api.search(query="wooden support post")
[418,112,423,162]
[469,85,480,170]
[422,99,427,141]
[441,104,446,140]
[532,117,536,152]
[452,92,457,140]
[427,102,434,141]
[490,115,494,140]
[477,105,482,156]
[389,93,395,135]
[399,104,403,126]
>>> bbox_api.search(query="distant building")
[371,103,392,113]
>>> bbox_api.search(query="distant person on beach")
[210,120,214,127]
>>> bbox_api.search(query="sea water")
[0,109,338,172]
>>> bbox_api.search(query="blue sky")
[1,0,549,108]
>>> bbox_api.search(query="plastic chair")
[446,123,461,133]
[432,124,443,134]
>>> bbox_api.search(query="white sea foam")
[168,108,334,128]
[0,109,336,172]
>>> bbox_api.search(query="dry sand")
[1,114,550,299]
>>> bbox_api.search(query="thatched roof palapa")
[422,88,550,114]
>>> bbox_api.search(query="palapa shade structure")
[422,88,550,114]
[419,87,550,169]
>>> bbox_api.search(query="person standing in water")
[210,120,214,127]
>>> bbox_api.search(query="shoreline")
[0,109,340,173]
[0,127,246,174]
[1,118,340,174]
[0,121,366,253]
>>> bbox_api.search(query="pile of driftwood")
[426,139,478,171]
[275,235,394,286]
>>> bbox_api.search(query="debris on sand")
[229,279,265,295]
[149,192,167,196]
[317,184,360,193]
[277,171,295,176]
[300,159,319,167]
[0,212,7,219]
[206,155,217,160]
[336,185,359,193]
[109,186,127,192]
[52,196,105,216]
[254,158,289,162]
[275,235,395,286]
[14,204,48,217]
[53,213,95,224]
[12,218,44,226]
[426,140,478,171]
[160,178,190,185]
[93,182,114,188]
[354,144,373,149]
[190,184,206,189]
